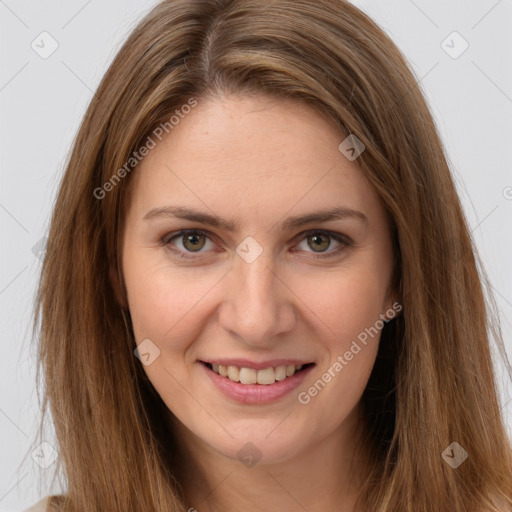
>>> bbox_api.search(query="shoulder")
[22,496,51,512]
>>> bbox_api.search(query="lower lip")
[200,363,315,404]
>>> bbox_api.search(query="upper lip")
[200,359,314,370]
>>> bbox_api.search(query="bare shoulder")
[23,496,50,512]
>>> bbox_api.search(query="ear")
[383,284,402,321]
[384,298,403,322]
[110,263,129,310]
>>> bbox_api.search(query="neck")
[167,403,370,512]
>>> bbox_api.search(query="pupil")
[184,234,205,251]
[310,234,329,252]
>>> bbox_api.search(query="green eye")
[307,233,331,252]
[162,229,214,258]
[162,229,351,260]
[181,233,207,252]
[294,230,351,258]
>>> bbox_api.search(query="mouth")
[201,361,316,385]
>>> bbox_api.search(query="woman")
[27,0,512,510]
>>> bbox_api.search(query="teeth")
[257,367,275,385]
[227,366,240,382]
[274,365,287,381]
[209,363,307,385]
[239,367,257,384]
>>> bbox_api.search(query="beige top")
[23,496,49,512]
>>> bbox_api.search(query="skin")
[120,93,397,512]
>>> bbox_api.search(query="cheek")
[294,267,389,347]
[295,275,384,427]
[292,268,386,405]
[123,252,221,350]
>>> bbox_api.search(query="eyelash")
[160,229,352,260]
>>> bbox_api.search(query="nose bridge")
[238,250,275,307]
[219,247,295,345]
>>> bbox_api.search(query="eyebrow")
[143,205,369,231]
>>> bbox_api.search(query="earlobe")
[383,284,402,321]
[392,300,403,319]
[384,296,403,321]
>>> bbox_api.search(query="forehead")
[127,94,380,223]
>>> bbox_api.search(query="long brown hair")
[33,0,512,510]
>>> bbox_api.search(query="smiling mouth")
[202,362,315,385]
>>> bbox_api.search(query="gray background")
[1,1,511,510]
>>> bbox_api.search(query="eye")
[162,229,216,258]
[293,230,351,258]
[161,229,351,260]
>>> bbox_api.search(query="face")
[120,94,396,466]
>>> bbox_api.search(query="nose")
[217,249,296,348]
